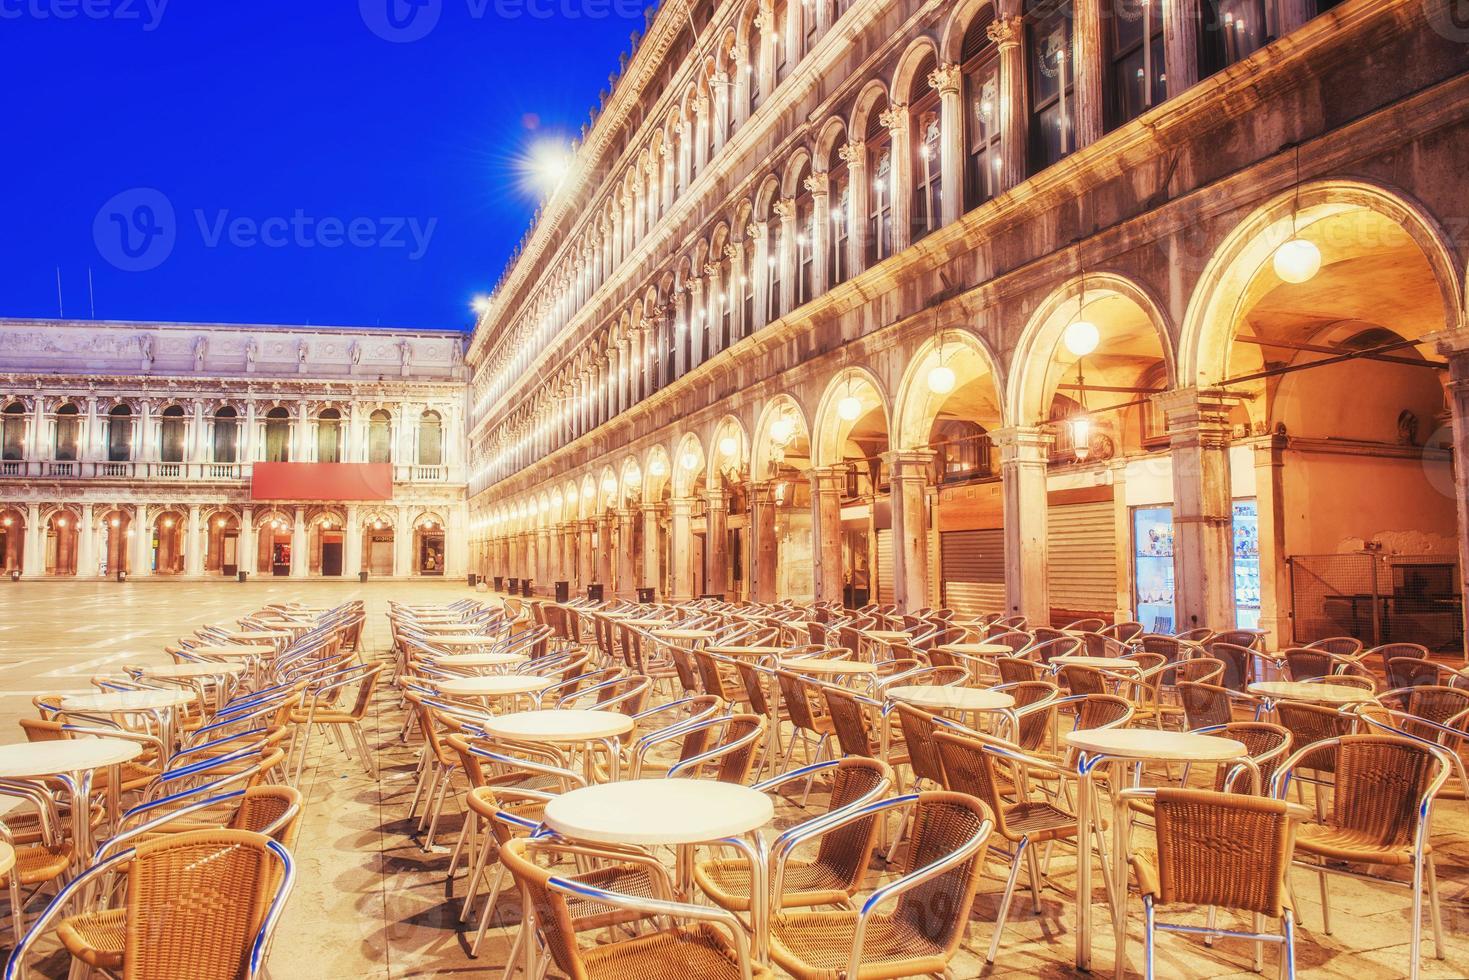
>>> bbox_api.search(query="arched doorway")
[671,435,707,600]
[1010,275,1175,630]
[361,511,396,577]
[706,418,748,602]
[1183,182,1462,646]
[255,510,294,576]
[43,508,79,576]
[151,509,187,575]
[0,507,25,573]
[642,449,673,600]
[413,512,446,576]
[751,396,813,602]
[894,329,1006,615]
[308,508,346,576]
[96,508,132,576]
[204,508,241,576]
[813,369,892,609]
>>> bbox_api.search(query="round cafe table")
[141,662,246,713]
[779,658,876,676]
[1247,681,1376,709]
[61,689,197,760]
[652,628,718,644]
[424,635,501,648]
[884,684,1014,713]
[707,646,787,659]
[1063,728,1250,976]
[481,709,634,781]
[937,643,1012,658]
[434,674,555,709]
[620,618,673,629]
[541,778,774,959]
[431,652,527,671]
[420,623,484,635]
[1051,656,1140,671]
[0,738,143,858]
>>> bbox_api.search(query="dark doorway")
[321,539,344,577]
[271,539,291,577]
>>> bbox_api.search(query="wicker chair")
[1123,788,1306,979]
[1273,734,1451,980]
[1178,681,1234,730]
[988,630,1034,654]
[1387,657,1459,690]
[765,792,992,980]
[12,829,294,980]
[933,730,1114,962]
[1172,627,1215,643]
[996,655,1046,684]
[773,670,836,771]
[1211,629,1262,649]
[1064,618,1107,632]
[993,680,1060,751]
[695,757,892,914]
[499,836,769,980]
[1305,636,1365,658]
[1100,621,1144,642]
[1204,641,1255,691]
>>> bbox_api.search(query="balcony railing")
[0,458,455,484]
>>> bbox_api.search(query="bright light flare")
[522,140,573,197]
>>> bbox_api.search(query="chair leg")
[462,834,495,922]
[986,839,1028,963]
[424,770,455,848]
[450,811,474,877]
[496,913,524,972]
[1316,860,1331,935]
[1410,848,1425,980]
[1426,852,1444,959]
[7,872,23,951]
[1280,909,1296,980]
[1024,835,1044,913]
[472,864,510,956]
[1142,895,1156,980]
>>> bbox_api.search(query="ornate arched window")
[866,115,894,265]
[1,404,25,461]
[160,405,187,463]
[106,405,132,462]
[264,407,291,463]
[316,408,342,463]
[418,410,443,466]
[1027,0,1076,171]
[962,12,1002,210]
[911,55,943,240]
[368,409,392,463]
[54,403,80,461]
[213,407,239,463]
[931,419,993,484]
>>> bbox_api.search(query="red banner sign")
[250,463,393,501]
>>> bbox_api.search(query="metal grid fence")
[1287,553,1463,653]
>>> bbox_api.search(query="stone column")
[756,0,776,101]
[185,504,204,577]
[642,504,664,596]
[1163,0,1200,99]
[688,276,706,368]
[988,16,1027,193]
[748,483,779,603]
[1072,0,1105,150]
[1434,329,1469,646]
[77,503,96,578]
[617,508,638,599]
[724,243,747,342]
[1158,387,1238,632]
[296,400,311,463]
[747,221,770,331]
[29,396,47,462]
[670,497,696,601]
[395,505,413,577]
[596,513,615,592]
[840,141,867,275]
[240,507,255,576]
[704,263,722,356]
[289,507,307,578]
[345,505,362,577]
[1251,434,1291,642]
[805,172,831,297]
[705,489,730,599]
[693,96,711,173]
[887,451,932,613]
[773,199,796,317]
[131,503,151,577]
[991,426,1052,624]
[879,105,911,254]
[929,63,964,226]
[578,519,596,591]
[811,465,849,604]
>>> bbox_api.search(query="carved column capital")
[986,15,1023,48]
[878,103,909,134]
[772,197,796,221]
[803,171,830,196]
[928,62,962,95]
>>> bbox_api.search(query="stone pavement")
[1,581,1467,977]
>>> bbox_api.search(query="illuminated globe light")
[649,458,668,477]
[626,467,641,485]
[582,484,595,499]
[1063,319,1100,357]
[927,364,956,395]
[769,417,796,445]
[681,451,700,471]
[471,295,492,315]
[719,435,739,457]
[1272,237,1321,284]
[602,475,618,494]
[837,395,862,421]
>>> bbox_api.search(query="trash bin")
[555,581,570,602]
[359,571,368,583]
[237,570,248,583]
[9,570,19,582]
[521,579,533,597]
[636,587,655,604]
[587,584,604,602]
[508,577,519,594]
[116,571,127,583]
[467,574,478,588]
[493,576,503,592]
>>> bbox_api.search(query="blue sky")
[0,0,654,330]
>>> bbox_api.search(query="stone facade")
[0,320,469,580]
[466,0,1469,648]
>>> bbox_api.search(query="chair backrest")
[1074,694,1133,731]
[1143,788,1295,916]
[1138,634,1191,664]
[1027,636,1082,664]
[1207,721,1292,794]
[1329,735,1443,848]
[989,630,1034,654]
[996,656,1044,684]
[1306,636,1364,657]
[498,837,590,980]
[125,829,287,980]
[229,785,304,848]
[890,792,992,952]
[1204,641,1253,690]
[774,669,824,733]
[1386,657,1449,690]
[1065,618,1106,632]
[811,758,891,888]
[1273,701,1353,773]
[1101,621,1144,642]
[932,731,1013,837]
[1211,629,1259,649]
[1382,685,1469,743]
[1369,642,1428,677]
[822,685,877,758]
[1179,681,1232,730]
[1002,680,1058,750]
[1031,627,1067,646]
[1282,648,1337,682]
[1061,664,1107,697]
[1176,657,1225,685]
[891,703,947,787]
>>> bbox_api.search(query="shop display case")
[1132,505,1176,633]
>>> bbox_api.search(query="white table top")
[1065,728,1247,762]
[542,779,774,846]
[426,635,500,647]
[707,646,788,658]
[652,629,718,641]
[189,644,274,658]
[1247,681,1376,704]
[885,685,1015,712]
[435,675,555,698]
[619,618,673,628]
[864,630,911,642]
[62,689,196,712]
[1052,656,1139,670]
[421,623,484,634]
[433,652,527,668]
[218,629,290,640]
[481,709,634,742]
[142,662,247,680]
[938,643,1013,657]
[0,738,142,777]
[780,658,877,675]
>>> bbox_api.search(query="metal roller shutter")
[1046,500,1116,617]
[941,528,1005,617]
[876,529,895,605]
